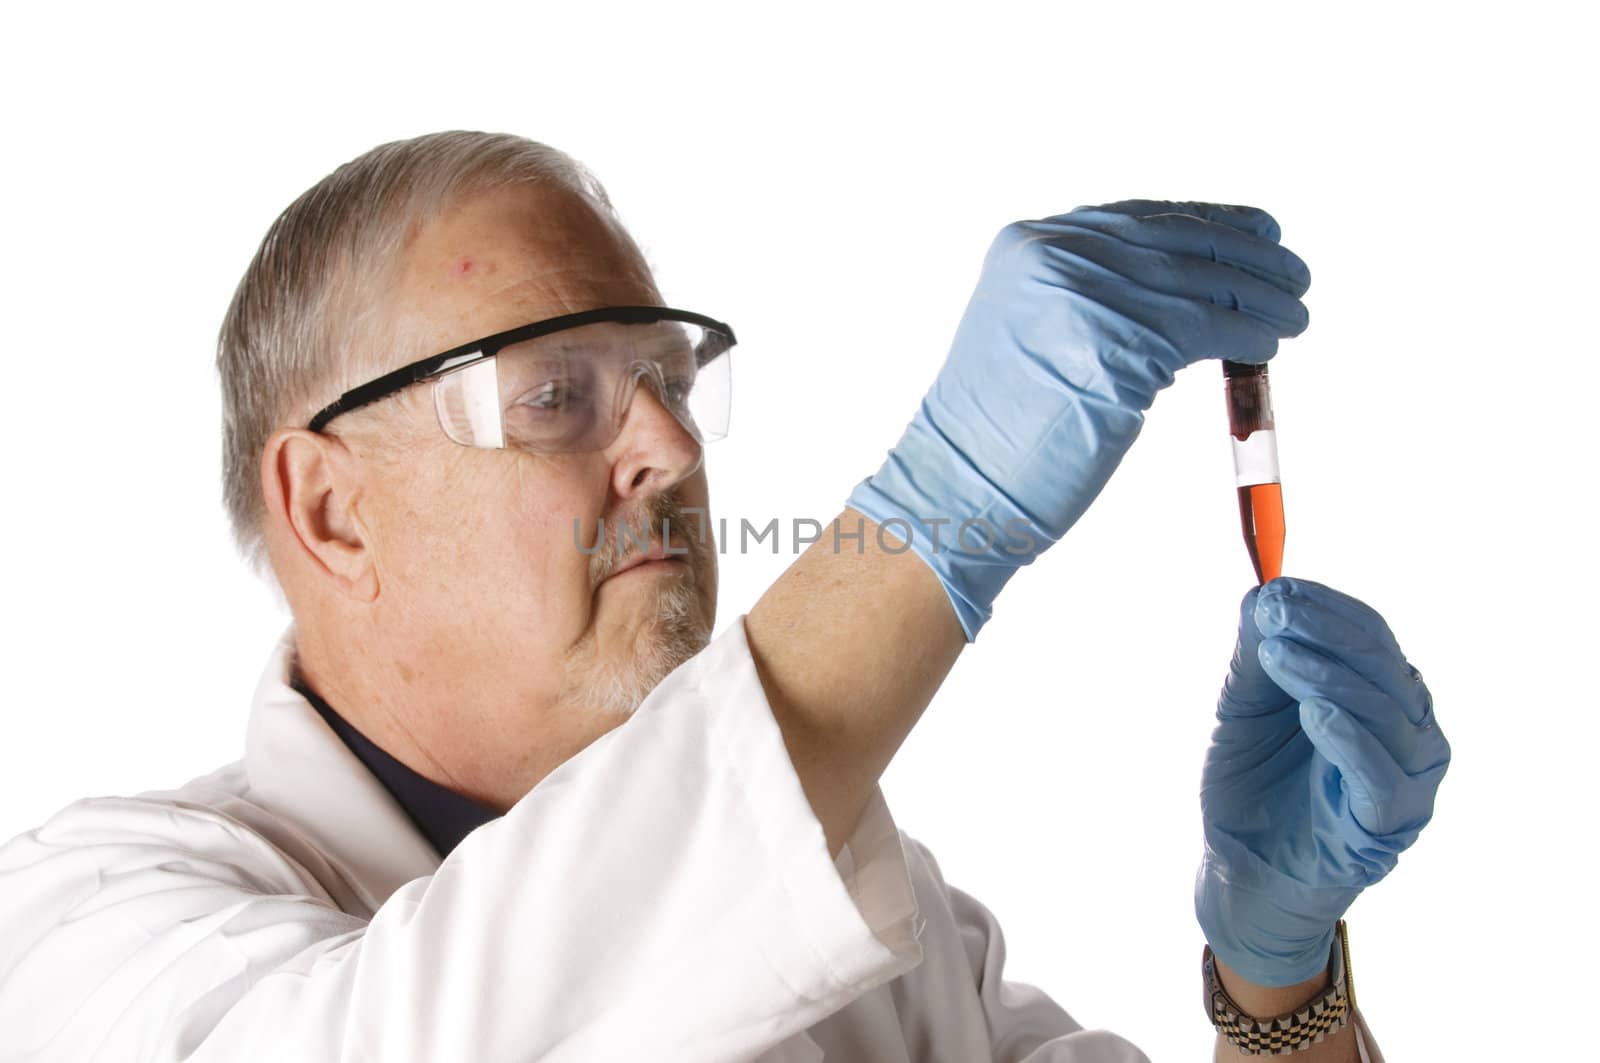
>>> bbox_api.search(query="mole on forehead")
[449,255,498,278]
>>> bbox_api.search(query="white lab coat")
[0,615,1241,1061]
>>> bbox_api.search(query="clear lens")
[433,318,732,453]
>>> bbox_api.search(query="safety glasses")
[307,306,736,453]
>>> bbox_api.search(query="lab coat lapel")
[244,624,442,914]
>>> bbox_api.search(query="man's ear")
[261,428,379,602]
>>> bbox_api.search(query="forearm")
[745,509,964,858]
[1212,958,1362,1062]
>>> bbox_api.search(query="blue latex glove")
[1196,578,1451,986]
[845,200,1311,640]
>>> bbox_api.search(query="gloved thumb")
[1218,585,1292,719]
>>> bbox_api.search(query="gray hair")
[216,131,621,588]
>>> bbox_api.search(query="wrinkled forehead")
[386,183,662,359]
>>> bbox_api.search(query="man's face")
[346,183,718,738]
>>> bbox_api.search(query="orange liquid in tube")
[1236,482,1285,584]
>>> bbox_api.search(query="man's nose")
[605,375,704,498]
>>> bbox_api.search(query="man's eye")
[519,381,582,410]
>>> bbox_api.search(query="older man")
[0,132,1446,1061]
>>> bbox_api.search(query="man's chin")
[643,575,713,670]
[571,577,712,718]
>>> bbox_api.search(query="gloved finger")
[1039,223,1309,334]
[1300,696,1448,842]
[1057,258,1284,366]
[1259,635,1452,778]
[1060,210,1311,298]
[1181,262,1308,338]
[1256,578,1432,725]
[1067,199,1283,243]
[1217,586,1294,719]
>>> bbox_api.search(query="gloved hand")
[1196,577,1451,987]
[845,200,1311,640]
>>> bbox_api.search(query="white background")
[2,1,1592,1058]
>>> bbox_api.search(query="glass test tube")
[1223,361,1285,584]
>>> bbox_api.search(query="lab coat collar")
[243,624,442,913]
[294,677,500,859]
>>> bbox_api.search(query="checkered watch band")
[1202,921,1354,1056]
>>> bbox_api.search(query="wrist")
[1214,954,1331,1019]
[845,430,1045,642]
[1202,920,1356,1057]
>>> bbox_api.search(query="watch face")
[1201,947,1227,1022]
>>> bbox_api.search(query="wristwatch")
[1202,920,1355,1056]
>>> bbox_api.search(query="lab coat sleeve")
[0,615,924,1062]
[901,839,1152,1063]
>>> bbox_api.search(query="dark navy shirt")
[290,676,501,859]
